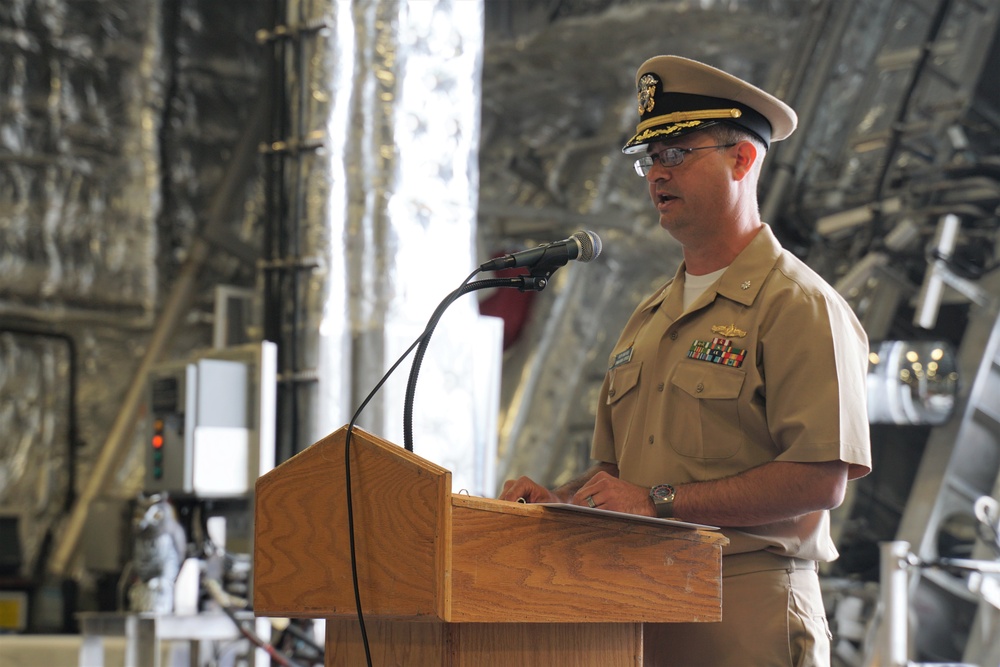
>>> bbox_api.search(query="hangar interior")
[1,0,1000,665]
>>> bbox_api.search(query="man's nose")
[646,162,671,182]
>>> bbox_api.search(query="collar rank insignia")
[711,323,747,338]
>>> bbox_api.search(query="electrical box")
[144,343,276,497]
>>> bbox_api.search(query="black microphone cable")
[343,286,450,667]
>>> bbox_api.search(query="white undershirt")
[683,267,728,311]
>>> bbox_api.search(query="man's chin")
[658,216,692,245]
[659,215,680,232]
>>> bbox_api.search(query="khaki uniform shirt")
[592,224,872,562]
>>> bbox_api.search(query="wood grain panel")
[449,496,724,623]
[325,619,643,666]
[254,426,452,619]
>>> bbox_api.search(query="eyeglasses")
[633,143,737,176]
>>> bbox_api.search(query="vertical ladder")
[892,269,1000,662]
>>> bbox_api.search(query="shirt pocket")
[607,361,642,447]
[666,360,746,459]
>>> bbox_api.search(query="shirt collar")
[638,223,781,314]
[713,224,781,307]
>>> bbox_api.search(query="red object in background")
[478,263,537,350]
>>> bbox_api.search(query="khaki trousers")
[644,552,831,667]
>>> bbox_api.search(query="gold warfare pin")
[711,323,747,338]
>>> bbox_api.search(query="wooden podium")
[254,426,727,666]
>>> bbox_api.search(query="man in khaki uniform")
[501,55,872,666]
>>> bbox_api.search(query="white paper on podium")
[538,503,718,531]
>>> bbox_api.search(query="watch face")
[651,483,675,502]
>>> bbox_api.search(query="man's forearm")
[674,460,848,526]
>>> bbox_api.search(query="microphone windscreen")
[574,230,602,262]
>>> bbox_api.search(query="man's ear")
[731,141,759,181]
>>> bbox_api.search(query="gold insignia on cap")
[632,120,705,144]
[711,323,747,338]
[637,74,658,115]
[635,108,744,133]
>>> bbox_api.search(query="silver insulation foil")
[0,0,166,579]
[0,0,266,580]
[0,0,162,321]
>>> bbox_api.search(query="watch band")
[649,483,676,518]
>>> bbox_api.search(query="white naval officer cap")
[622,55,798,154]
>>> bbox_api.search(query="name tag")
[610,347,633,369]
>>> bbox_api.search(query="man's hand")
[498,476,559,504]
[571,471,655,516]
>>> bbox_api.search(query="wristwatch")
[649,483,676,518]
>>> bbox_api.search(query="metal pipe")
[913,213,961,330]
[879,540,913,667]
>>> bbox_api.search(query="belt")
[722,550,819,577]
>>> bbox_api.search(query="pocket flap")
[671,361,744,400]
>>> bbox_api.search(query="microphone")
[479,230,602,272]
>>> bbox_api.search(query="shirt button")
[648,435,654,444]
[609,388,617,398]
[657,382,665,392]
[696,382,705,393]
[669,331,678,340]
